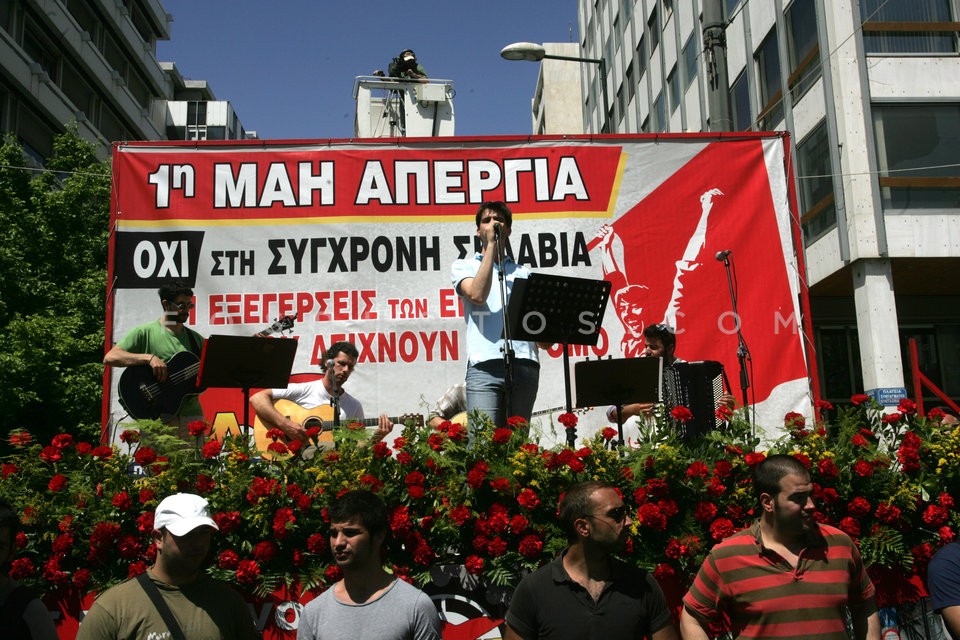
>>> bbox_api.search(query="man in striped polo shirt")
[680,454,880,640]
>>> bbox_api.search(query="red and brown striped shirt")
[682,521,877,640]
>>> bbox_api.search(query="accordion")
[663,361,728,439]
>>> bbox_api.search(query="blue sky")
[156,1,581,140]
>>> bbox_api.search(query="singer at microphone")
[451,201,543,432]
[715,249,732,261]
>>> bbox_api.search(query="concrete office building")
[540,0,958,407]
[0,0,253,163]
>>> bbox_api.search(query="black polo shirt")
[505,550,672,639]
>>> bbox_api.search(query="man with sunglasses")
[104,281,205,436]
[504,481,677,640]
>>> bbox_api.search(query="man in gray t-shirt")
[297,491,441,640]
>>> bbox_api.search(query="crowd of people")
[1,198,942,638]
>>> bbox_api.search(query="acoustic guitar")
[233,399,423,452]
[117,316,294,420]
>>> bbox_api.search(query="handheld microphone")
[715,249,732,261]
[325,359,336,370]
[493,222,501,237]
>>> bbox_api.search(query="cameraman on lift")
[388,49,428,81]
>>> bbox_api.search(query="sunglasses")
[585,505,628,523]
[169,301,195,310]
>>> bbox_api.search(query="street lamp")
[500,42,610,134]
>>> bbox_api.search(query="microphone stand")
[493,225,515,423]
[327,362,341,428]
[720,253,752,417]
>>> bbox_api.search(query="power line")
[0,163,110,179]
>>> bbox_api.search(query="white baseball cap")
[154,493,219,536]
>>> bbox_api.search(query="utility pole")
[703,0,733,132]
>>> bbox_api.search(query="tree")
[0,128,111,449]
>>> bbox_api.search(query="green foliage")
[0,129,110,449]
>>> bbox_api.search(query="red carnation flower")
[517,488,540,510]
[465,555,485,575]
[372,441,392,458]
[119,430,141,444]
[39,446,62,463]
[486,536,508,557]
[9,431,32,447]
[214,511,242,533]
[709,518,736,541]
[851,393,871,405]
[817,458,839,480]
[847,497,871,517]
[449,505,471,526]
[324,564,343,583]
[133,446,157,466]
[814,399,834,411]
[306,533,328,555]
[686,460,710,479]
[507,415,528,429]
[91,445,113,458]
[923,504,949,527]
[72,568,92,590]
[637,503,667,531]
[492,428,513,444]
[489,477,510,492]
[740,452,763,468]
[187,420,208,437]
[252,541,278,563]
[875,503,901,524]
[2,463,17,479]
[839,517,861,537]
[9,557,35,579]
[200,440,222,459]
[653,563,675,580]
[518,534,543,559]
[112,491,133,511]
[852,460,874,477]
[48,474,68,492]
[715,405,733,421]
[51,433,74,449]
[784,412,806,428]
[693,501,718,523]
[671,406,693,423]
[600,427,617,441]
[897,398,917,415]
[557,412,578,428]
[218,550,240,569]
[235,559,261,584]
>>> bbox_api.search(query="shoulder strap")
[136,573,187,640]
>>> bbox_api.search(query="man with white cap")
[77,493,260,639]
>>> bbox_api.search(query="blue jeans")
[465,358,540,432]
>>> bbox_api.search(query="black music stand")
[198,335,298,444]
[575,357,662,448]
[507,273,610,446]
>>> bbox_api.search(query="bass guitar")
[236,399,422,452]
[117,316,295,420]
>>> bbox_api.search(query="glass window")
[652,92,666,132]
[861,0,956,54]
[724,0,741,21]
[816,326,863,404]
[786,0,820,101]
[617,84,625,123]
[614,16,621,52]
[636,35,648,78]
[648,7,660,54]
[730,71,751,131]
[626,61,636,104]
[797,121,837,243]
[187,101,208,127]
[682,33,698,91]
[872,103,960,209]
[621,0,632,20]
[756,28,783,130]
[667,66,680,114]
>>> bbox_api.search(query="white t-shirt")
[271,380,364,421]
